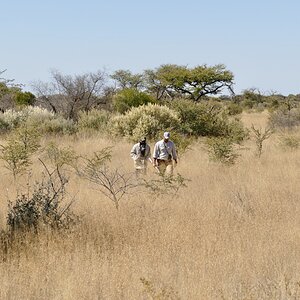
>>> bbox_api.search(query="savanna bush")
[0,106,55,129]
[14,91,36,106]
[37,117,76,135]
[168,99,247,142]
[205,137,240,165]
[110,103,180,141]
[0,107,76,135]
[77,109,111,132]
[113,88,156,114]
[0,125,41,178]
[7,173,77,233]
[279,134,300,149]
[269,107,300,128]
[225,102,243,115]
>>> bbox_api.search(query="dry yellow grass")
[1,112,300,299]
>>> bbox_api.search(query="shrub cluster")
[77,109,111,132]
[168,99,247,142]
[0,107,76,135]
[113,88,156,114]
[269,107,300,129]
[110,103,180,141]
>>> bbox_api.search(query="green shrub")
[37,117,76,135]
[77,109,111,132]
[205,137,239,165]
[279,134,300,149]
[0,125,41,178]
[169,99,247,142]
[113,88,156,114]
[226,102,243,115]
[0,118,10,133]
[14,91,36,106]
[110,103,180,141]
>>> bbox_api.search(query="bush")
[269,108,300,129]
[7,171,77,233]
[0,125,41,178]
[0,118,10,133]
[226,102,243,115]
[205,137,240,165]
[279,134,300,149]
[110,103,180,141]
[113,88,156,114]
[168,99,247,142]
[0,106,55,130]
[38,117,76,135]
[0,107,76,135]
[14,91,36,106]
[77,109,111,132]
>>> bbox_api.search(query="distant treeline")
[1,66,299,119]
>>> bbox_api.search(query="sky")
[2,0,300,96]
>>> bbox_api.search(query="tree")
[0,69,34,111]
[111,69,144,90]
[14,91,36,106]
[144,64,234,101]
[113,88,155,114]
[143,69,169,100]
[32,70,108,119]
[241,88,264,108]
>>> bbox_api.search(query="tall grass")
[0,112,300,299]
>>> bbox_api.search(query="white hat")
[163,132,170,139]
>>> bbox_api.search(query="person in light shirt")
[130,137,151,177]
[152,132,177,176]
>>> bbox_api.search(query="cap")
[140,137,146,143]
[163,132,170,139]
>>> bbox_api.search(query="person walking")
[130,137,151,177]
[152,132,177,176]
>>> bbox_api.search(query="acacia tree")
[0,69,35,110]
[33,70,108,119]
[111,69,144,90]
[143,69,169,100]
[144,64,234,101]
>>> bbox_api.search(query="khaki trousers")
[157,159,173,176]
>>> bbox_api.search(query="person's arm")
[172,142,178,164]
[152,143,159,166]
[130,144,137,160]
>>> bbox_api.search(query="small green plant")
[77,147,136,210]
[141,173,189,196]
[0,125,41,179]
[46,143,78,169]
[251,125,273,157]
[205,137,239,165]
[279,134,300,150]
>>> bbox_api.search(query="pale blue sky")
[2,0,300,95]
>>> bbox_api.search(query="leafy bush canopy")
[113,88,156,114]
[77,109,111,132]
[110,103,180,141]
[168,99,248,142]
